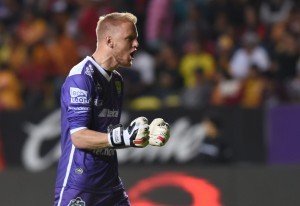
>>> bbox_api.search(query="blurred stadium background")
[0,0,300,205]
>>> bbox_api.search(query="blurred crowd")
[0,0,299,111]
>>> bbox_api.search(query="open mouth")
[130,50,136,60]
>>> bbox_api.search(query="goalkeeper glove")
[149,118,170,146]
[108,117,150,148]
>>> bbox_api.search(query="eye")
[126,37,133,42]
[126,35,137,42]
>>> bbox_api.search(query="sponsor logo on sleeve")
[70,87,89,104]
[68,106,90,111]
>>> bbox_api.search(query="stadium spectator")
[0,0,22,26]
[131,48,156,89]
[197,115,232,164]
[286,59,300,103]
[214,34,234,78]
[47,24,80,106]
[179,39,216,88]
[285,6,300,36]
[229,31,270,79]
[209,34,237,106]
[206,0,247,30]
[119,66,145,103]
[0,32,27,73]
[180,68,213,109]
[144,0,174,52]
[16,7,47,46]
[174,2,211,54]
[129,44,183,109]
[0,63,23,110]
[270,31,299,81]
[17,45,50,109]
[210,10,233,43]
[259,0,294,25]
[240,64,266,108]
[210,70,243,107]
[154,43,183,96]
[239,4,267,42]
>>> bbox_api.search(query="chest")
[92,77,123,120]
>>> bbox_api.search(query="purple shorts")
[54,183,130,206]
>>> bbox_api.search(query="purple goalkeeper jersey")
[55,56,124,194]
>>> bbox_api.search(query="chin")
[122,61,133,68]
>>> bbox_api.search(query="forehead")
[115,21,138,38]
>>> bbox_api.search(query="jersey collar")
[86,56,112,81]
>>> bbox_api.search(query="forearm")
[71,128,110,150]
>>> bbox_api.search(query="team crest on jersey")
[85,64,94,78]
[75,167,83,174]
[115,80,122,95]
[68,197,85,206]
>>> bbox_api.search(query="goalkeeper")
[53,12,170,206]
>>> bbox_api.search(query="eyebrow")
[125,33,138,40]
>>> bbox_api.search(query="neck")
[92,53,117,71]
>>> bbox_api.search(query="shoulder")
[63,59,96,89]
[68,57,96,79]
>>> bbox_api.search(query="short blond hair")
[96,12,137,42]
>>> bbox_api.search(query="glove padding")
[108,117,150,148]
[149,118,170,146]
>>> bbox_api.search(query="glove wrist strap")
[108,124,126,147]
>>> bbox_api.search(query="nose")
[133,39,139,49]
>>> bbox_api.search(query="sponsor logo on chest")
[92,148,115,156]
[98,108,119,118]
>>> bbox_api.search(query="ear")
[106,36,114,48]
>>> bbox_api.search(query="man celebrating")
[54,12,170,206]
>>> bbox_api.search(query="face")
[111,21,139,67]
